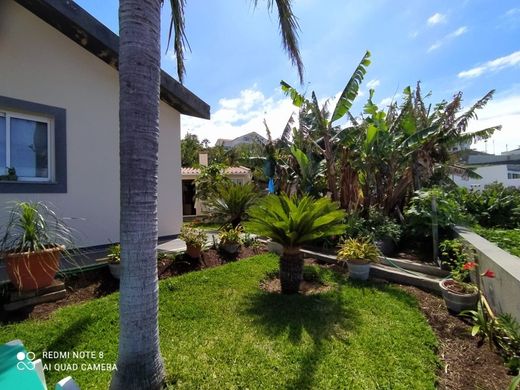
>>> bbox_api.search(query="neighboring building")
[181,157,251,216]
[0,0,209,247]
[453,150,520,190]
[215,132,267,149]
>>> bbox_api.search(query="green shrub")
[458,183,520,228]
[438,238,469,274]
[404,187,467,238]
[180,225,207,248]
[205,182,259,227]
[107,244,121,264]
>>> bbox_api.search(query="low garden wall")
[455,226,520,323]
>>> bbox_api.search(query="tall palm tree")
[114,1,304,389]
[245,194,346,294]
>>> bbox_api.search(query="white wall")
[0,1,182,247]
[452,165,520,190]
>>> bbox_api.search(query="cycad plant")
[245,194,346,294]
[206,182,259,227]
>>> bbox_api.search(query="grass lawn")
[0,254,439,389]
[473,225,520,258]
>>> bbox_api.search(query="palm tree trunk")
[111,0,164,389]
[280,248,303,294]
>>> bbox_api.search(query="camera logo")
[16,351,36,371]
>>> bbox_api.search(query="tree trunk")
[111,1,164,389]
[279,248,304,294]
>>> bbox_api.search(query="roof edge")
[14,0,210,119]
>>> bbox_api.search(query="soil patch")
[260,276,332,295]
[400,285,513,390]
[0,245,266,324]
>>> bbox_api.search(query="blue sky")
[76,0,520,153]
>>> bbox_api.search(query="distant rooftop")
[181,166,251,176]
[215,132,267,149]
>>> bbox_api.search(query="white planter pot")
[439,279,478,313]
[347,261,371,281]
[108,263,121,280]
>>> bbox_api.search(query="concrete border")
[455,226,520,322]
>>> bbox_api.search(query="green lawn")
[473,225,520,258]
[0,254,439,389]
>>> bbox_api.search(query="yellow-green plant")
[337,237,380,265]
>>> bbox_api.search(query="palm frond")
[167,0,190,83]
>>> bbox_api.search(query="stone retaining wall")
[455,226,520,322]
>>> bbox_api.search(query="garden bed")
[472,225,520,258]
[0,245,265,324]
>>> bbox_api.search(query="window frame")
[0,96,66,193]
[1,111,53,182]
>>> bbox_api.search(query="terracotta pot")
[186,244,202,259]
[439,279,479,313]
[347,260,371,281]
[4,246,63,291]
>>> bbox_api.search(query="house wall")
[0,1,182,247]
[452,165,520,190]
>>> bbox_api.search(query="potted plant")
[337,237,380,281]
[0,201,72,291]
[0,167,18,181]
[107,244,121,279]
[439,261,479,313]
[180,225,207,259]
[218,226,243,254]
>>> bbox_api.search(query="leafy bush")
[205,182,259,227]
[404,187,467,238]
[218,226,243,247]
[343,209,402,243]
[194,164,231,201]
[180,225,207,248]
[458,183,520,228]
[439,238,470,275]
[473,226,520,258]
[107,244,121,264]
[337,237,380,264]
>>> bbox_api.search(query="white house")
[0,0,210,247]
[452,150,520,190]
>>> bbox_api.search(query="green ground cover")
[0,254,439,389]
[473,225,520,258]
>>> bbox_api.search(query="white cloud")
[427,13,447,26]
[505,8,520,17]
[469,92,520,154]
[458,50,520,78]
[427,42,442,52]
[449,26,468,37]
[379,94,401,107]
[181,87,297,145]
[427,26,467,53]
[366,79,380,89]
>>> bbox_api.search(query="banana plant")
[281,50,371,201]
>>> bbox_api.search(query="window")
[1,112,52,181]
[0,96,66,193]
[508,172,520,179]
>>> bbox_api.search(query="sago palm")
[245,194,345,293]
[206,182,259,227]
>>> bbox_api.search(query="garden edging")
[455,225,520,323]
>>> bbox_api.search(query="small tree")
[206,182,259,227]
[245,194,346,293]
[181,132,202,167]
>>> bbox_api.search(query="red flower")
[463,262,477,270]
[481,269,495,278]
